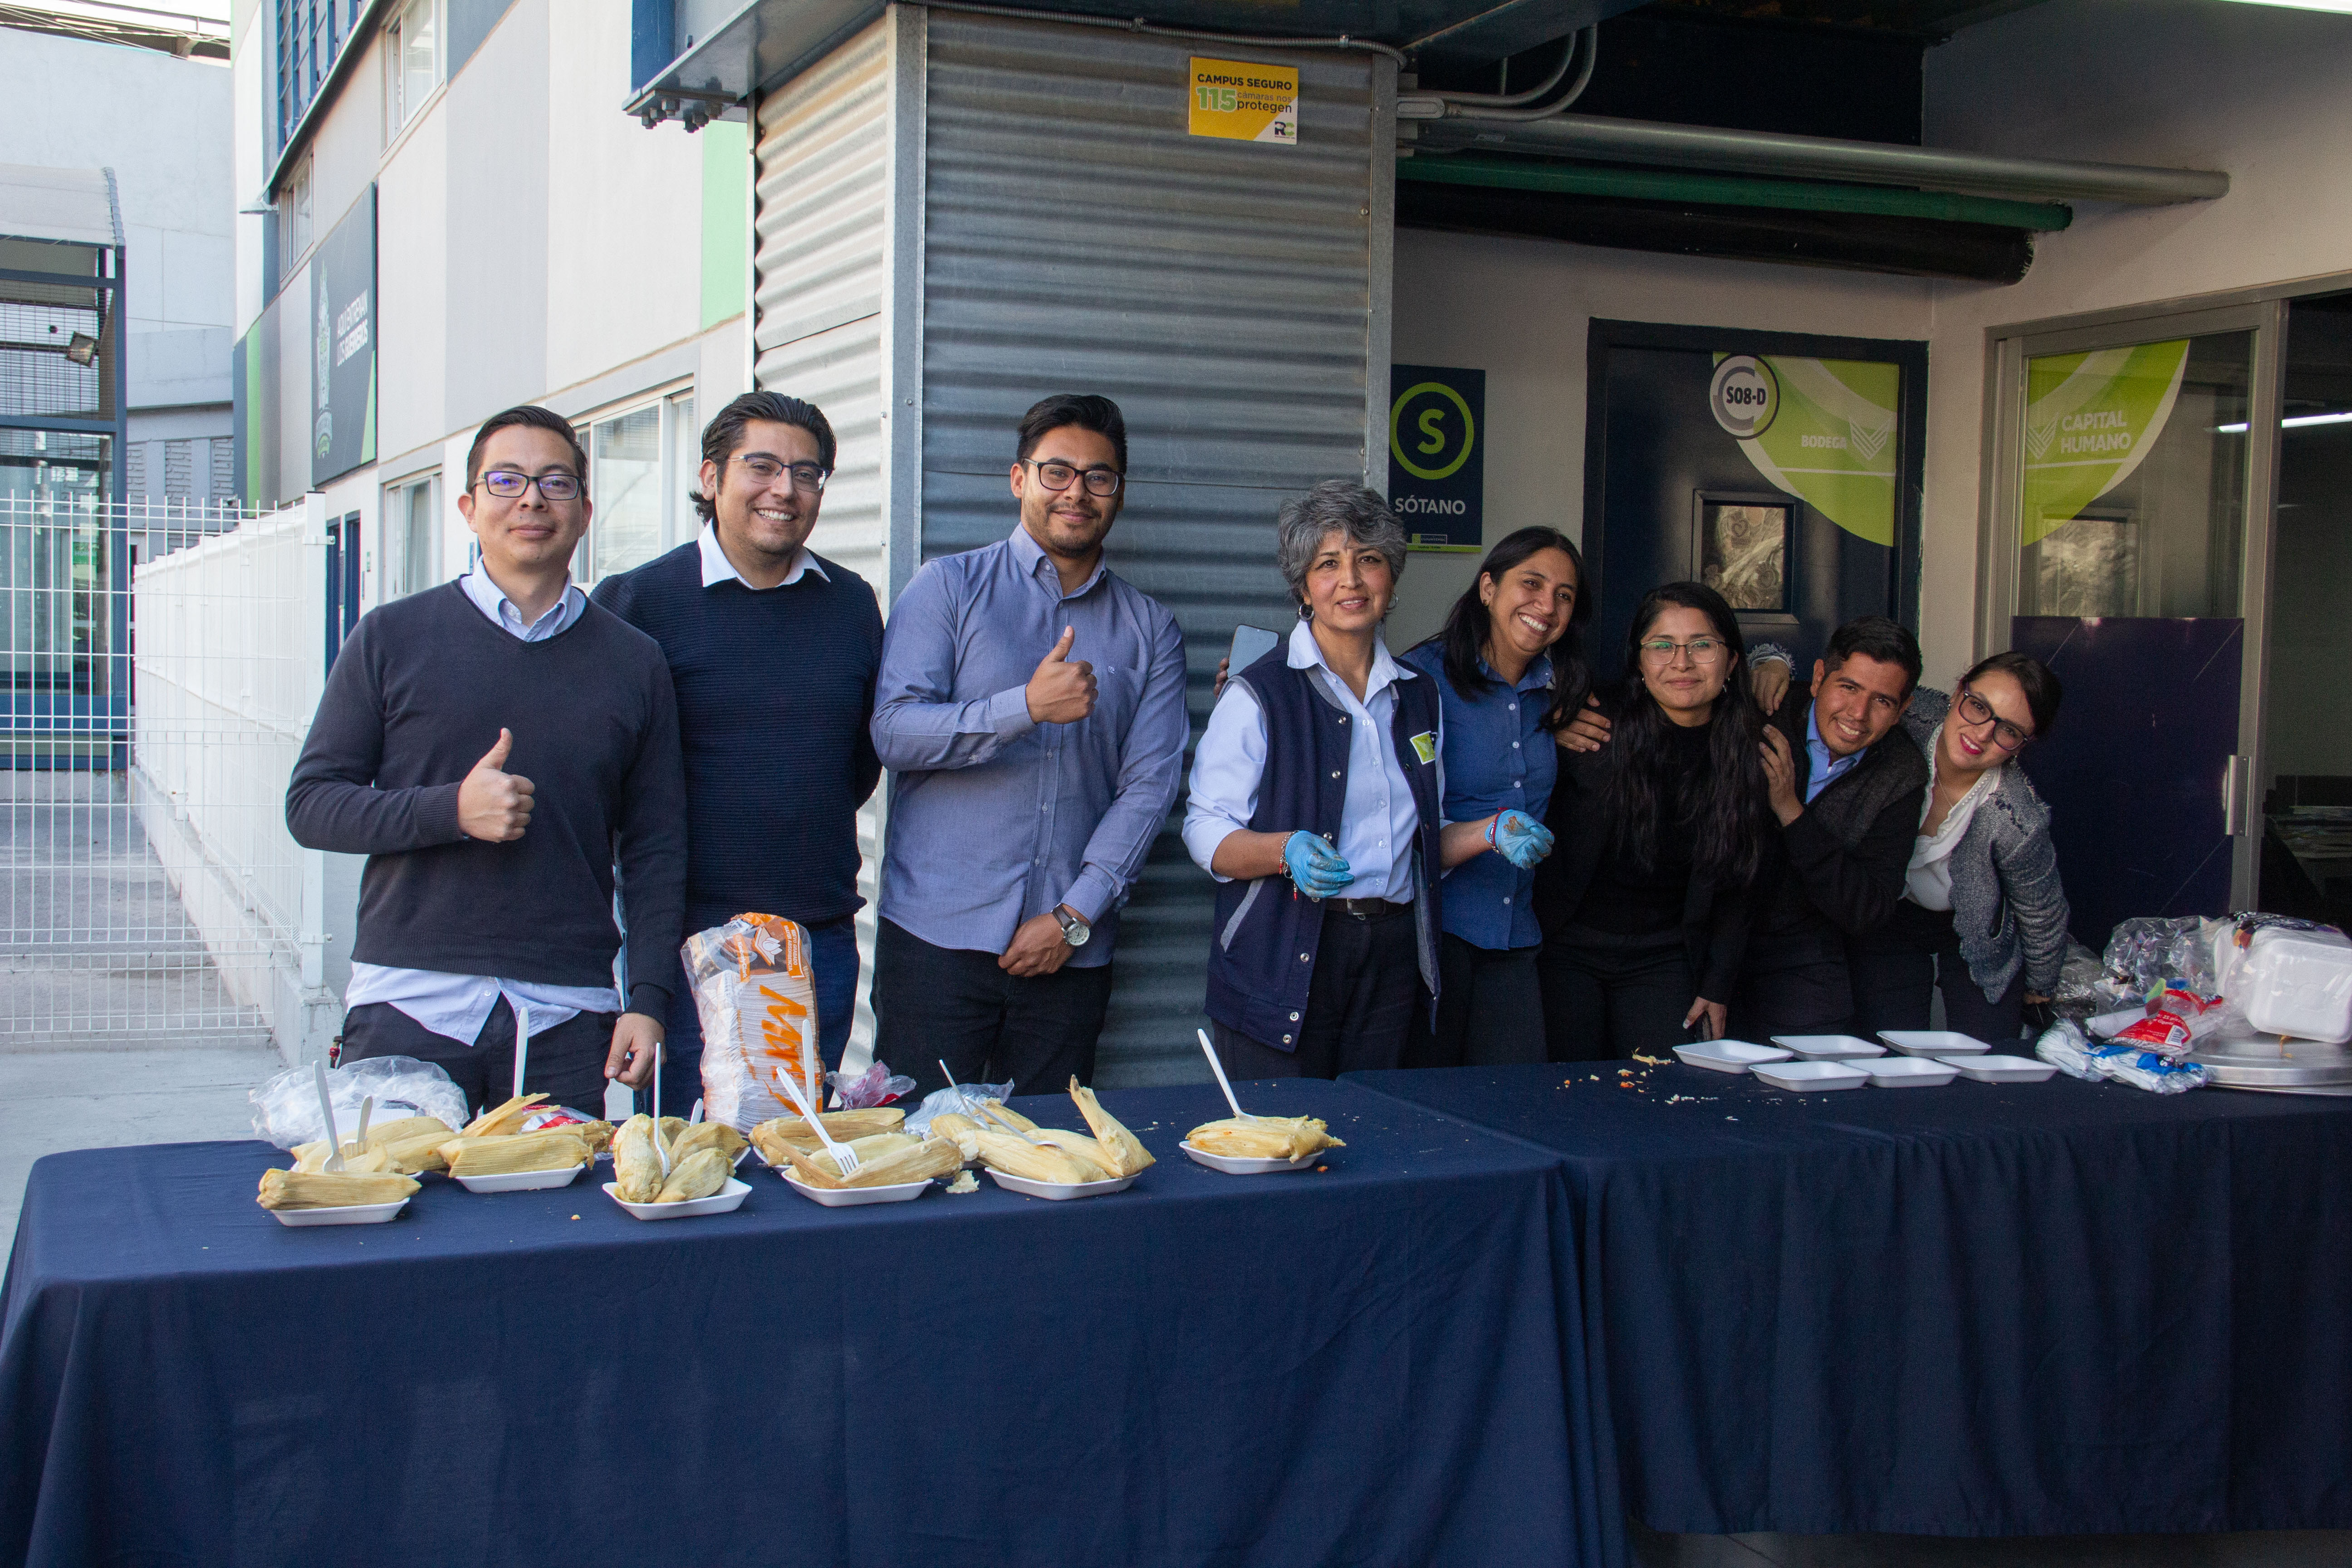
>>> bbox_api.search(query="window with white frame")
[382,0,440,145]
[279,152,314,267]
[382,473,439,600]
[574,390,698,584]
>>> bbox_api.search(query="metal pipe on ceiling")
[1409,113,2230,206]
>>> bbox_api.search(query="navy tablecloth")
[1347,1061,2352,1548]
[0,1079,1605,1568]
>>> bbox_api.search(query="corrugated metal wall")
[752,6,1392,1085]
[750,16,897,1061]
[920,11,1388,1085]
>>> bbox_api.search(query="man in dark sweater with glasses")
[593,392,885,1113]
[286,406,684,1114]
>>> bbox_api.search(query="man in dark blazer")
[1734,616,1930,1039]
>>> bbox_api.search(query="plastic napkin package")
[684,912,825,1133]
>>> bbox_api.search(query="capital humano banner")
[311,186,377,488]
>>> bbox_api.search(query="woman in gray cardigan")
[1847,651,2070,1043]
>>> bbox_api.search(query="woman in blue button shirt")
[1400,528,1591,1068]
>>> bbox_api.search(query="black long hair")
[1421,526,1593,730]
[1604,581,1770,887]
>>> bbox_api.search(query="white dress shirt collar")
[1286,617,1413,701]
[698,522,828,590]
[459,566,587,642]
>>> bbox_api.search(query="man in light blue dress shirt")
[870,394,1188,1095]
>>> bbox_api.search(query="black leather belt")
[1326,897,1407,919]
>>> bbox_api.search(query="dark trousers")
[341,996,616,1118]
[1849,900,2029,1044]
[875,919,1115,1099]
[1214,905,1421,1081]
[1413,934,1545,1068]
[1733,956,1856,1041]
[659,914,860,1119]
[1538,927,1695,1063]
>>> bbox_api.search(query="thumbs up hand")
[1024,626,1098,725]
[457,728,535,842]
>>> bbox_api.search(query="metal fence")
[0,494,325,1052]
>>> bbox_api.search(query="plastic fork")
[314,1061,345,1171]
[353,1095,374,1159]
[511,1002,531,1104]
[776,1065,859,1177]
[1197,1029,1266,1122]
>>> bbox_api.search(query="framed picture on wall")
[1693,492,1795,616]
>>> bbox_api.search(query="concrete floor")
[0,1040,277,1258]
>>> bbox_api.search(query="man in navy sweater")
[594,392,883,1113]
[287,406,681,1114]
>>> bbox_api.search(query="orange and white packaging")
[683,912,826,1133]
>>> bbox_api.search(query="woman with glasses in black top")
[1534,582,1769,1062]
[1847,649,2070,1044]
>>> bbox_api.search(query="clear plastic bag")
[2034,1019,2104,1082]
[2101,916,2219,1001]
[249,1055,468,1150]
[825,1061,916,1110]
[2095,1046,2208,1095]
[902,1080,1014,1137]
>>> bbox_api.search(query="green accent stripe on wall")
[1397,153,2073,233]
[700,119,749,330]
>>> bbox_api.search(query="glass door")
[1984,304,2284,951]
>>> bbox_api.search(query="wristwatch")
[1053,905,1092,948]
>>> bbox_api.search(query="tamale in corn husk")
[976,1100,1037,1134]
[256,1168,419,1210]
[461,1093,549,1139]
[928,1112,982,1162]
[1185,1115,1343,1161]
[779,1132,962,1190]
[969,1128,1099,1186]
[441,1130,590,1177]
[1067,1079,1155,1176]
[653,1147,731,1203]
[1025,1130,1118,1181]
[290,1139,394,1174]
[749,1109,905,1160]
[612,1114,665,1203]
[665,1121,745,1168]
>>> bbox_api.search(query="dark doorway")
[1583,320,1926,683]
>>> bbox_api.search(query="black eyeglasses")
[732,455,829,493]
[476,469,582,502]
[1956,684,2033,752]
[1020,458,1123,497]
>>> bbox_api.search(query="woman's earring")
[1298,601,1314,622]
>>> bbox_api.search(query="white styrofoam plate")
[1945,1054,2059,1084]
[453,1163,587,1193]
[603,1177,752,1220]
[778,1171,933,1206]
[986,1169,1138,1201]
[1674,1040,1793,1074]
[268,1197,410,1227]
[1857,1056,1958,1088]
[1182,1142,1319,1175]
[1879,1029,1993,1057]
[1770,1034,1887,1060]
[1751,1060,1869,1092]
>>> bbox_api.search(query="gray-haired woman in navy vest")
[1183,481,1447,1079]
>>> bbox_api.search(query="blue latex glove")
[1487,809,1555,870]
[1282,831,1355,899]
